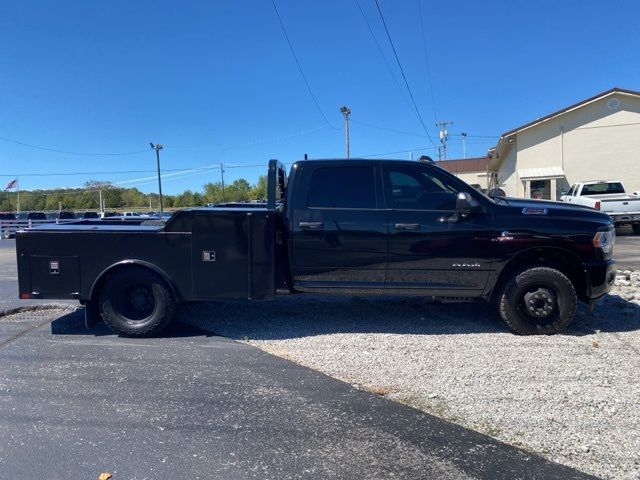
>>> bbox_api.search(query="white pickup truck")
[561,180,640,233]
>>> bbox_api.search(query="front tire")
[99,266,176,337]
[498,267,577,335]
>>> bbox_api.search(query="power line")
[373,0,436,148]
[353,0,416,117]
[359,145,438,158]
[0,135,148,156]
[0,169,175,177]
[270,0,338,130]
[450,132,498,139]
[351,120,425,137]
[0,163,266,180]
[165,125,329,152]
[417,0,438,122]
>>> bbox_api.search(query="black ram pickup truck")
[16,159,617,336]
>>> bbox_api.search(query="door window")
[307,166,376,208]
[385,167,458,210]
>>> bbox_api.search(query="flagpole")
[16,177,20,214]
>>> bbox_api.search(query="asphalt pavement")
[0,238,598,479]
[0,307,594,480]
[614,226,640,270]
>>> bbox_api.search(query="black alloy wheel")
[498,267,577,335]
[99,266,176,337]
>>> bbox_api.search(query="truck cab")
[284,159,493,296]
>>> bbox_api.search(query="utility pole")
[435,121,453,160]
[219,163,226,201]
[150,143,164,214]
[461,132,467,159]
[99,189,104,213]
[340,106,351,159]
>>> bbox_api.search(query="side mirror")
[456,192,482,215]
[560,191,567,196]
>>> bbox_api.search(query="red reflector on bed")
[19,293,31,299]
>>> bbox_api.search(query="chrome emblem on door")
[202,251,216,262]
[452,262,481,268]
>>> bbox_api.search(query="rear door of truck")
[289,161,387,291]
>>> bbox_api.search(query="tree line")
[0,176,267,212]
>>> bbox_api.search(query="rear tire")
[632,224,640,235]
[498,267,577,335]
[99,266,176,337]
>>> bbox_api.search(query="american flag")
[5,178,18,190]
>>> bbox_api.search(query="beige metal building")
[487,87,640,200]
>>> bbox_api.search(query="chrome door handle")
[395,223,420,230]
[299,221,323,230]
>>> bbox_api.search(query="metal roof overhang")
[518,166,565,180]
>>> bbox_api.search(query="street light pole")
[340,106,351,159]
[150,143,164,214]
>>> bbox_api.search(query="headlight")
[593,228,615,258]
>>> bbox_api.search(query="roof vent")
[607,97,621,110]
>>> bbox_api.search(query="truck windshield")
[581,182,625,195]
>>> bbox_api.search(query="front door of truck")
[383,163,494,295]
[290,162,387,291]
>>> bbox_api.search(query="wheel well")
[490,248,587,303]
[90,262,178,303]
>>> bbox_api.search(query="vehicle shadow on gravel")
[50,307,218,338]
[571,294,640,336]
[175,294,640,341]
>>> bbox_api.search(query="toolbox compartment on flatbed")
[17,208,276,302]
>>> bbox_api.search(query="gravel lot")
[180,274,640,480]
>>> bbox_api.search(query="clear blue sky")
[1,0,638,194]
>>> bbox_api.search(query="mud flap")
[84,299,102,328]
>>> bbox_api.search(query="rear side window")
[307,166,376,208]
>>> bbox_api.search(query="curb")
[0,304,78,319]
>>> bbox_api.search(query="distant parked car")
[101,211,120,219]
[122,212,141,217]
[57,211,76,220]
[0,213,17,238]
[81,212,100,219]
[26,212,47,221]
